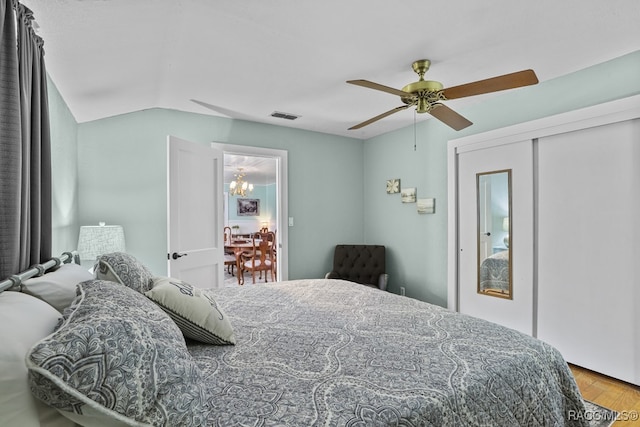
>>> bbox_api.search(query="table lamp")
[77,222,126,264]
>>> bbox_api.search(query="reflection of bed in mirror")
[479,250,509,294]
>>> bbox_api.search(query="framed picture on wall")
[237,198,260,216]
[401,187,416,203]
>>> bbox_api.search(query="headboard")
[0,251,80,294]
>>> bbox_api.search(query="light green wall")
[48,76,79,255]
[226,183,276,231]
[364,50,640,306]
[49,50,640,305]
[75,109,364,276]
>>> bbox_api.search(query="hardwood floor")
[570,364,640,426]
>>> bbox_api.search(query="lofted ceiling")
[21,0,640,140]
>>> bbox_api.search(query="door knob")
[171,252,187,260]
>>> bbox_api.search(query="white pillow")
[146,277,236,345]
[22,263,93,312]
[0,291,75,427]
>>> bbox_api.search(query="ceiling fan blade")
[349,104,412,130]
[429,103,473,131]
[442,69,539,100]
[347,79,413,99]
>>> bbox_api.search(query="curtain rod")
[0,251,80,294]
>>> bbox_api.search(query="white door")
[167,135,224,288]
[536,120,640,384]
[457,140,534,335]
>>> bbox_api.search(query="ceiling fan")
[347,59,538,131]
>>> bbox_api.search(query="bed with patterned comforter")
[189,278,586,426]
[479,250,510,293]
[25,272,587,426]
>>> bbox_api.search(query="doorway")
[212,143,288,281]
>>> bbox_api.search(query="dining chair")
[223,227,237,275]
[251,231,276,281]
[264,231,277,278]
[238,234,275,285]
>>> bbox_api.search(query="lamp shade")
[77,224,126,261]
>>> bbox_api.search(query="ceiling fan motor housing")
[401,80,445,113]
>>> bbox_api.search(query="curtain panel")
[0,0,51,281]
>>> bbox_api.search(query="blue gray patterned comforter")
[480,250,510,293]
[191,279,587,426]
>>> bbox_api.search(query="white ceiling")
[22,0,640,140]
[224,153,276,185]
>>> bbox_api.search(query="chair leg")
[237,264,244,285]
[236,252,244,285]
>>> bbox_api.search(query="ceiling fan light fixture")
[416,98,429,114]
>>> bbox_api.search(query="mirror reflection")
[477,170,512,299]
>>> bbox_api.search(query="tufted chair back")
[325,245,388,291]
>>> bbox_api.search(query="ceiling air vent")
[270,111,300,121]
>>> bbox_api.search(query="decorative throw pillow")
[0,291,75,427]
[146,277,236,345]
[95,252,154,293]
[26,280,210,427]
[22,262,93,312]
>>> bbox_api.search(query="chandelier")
[229,168,254,197]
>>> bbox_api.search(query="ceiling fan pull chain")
[413,110,417,151]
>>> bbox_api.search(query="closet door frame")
[447,94,640,312]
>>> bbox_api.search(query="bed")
[1,252,589,426]
[479,249,510,294]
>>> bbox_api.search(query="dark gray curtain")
[0,0,51,281]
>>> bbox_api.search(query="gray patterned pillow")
[95,252,153,293]
[146,277,236,345]
[26,280,211,426]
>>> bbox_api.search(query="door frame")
[447,94,640,312]
[212,143,289,281]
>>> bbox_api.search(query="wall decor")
[237,198,260,216]
[417,198,435,214]
[401,187,416,203]
[386,178,400,194]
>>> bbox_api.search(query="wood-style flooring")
[570,364,640,426]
